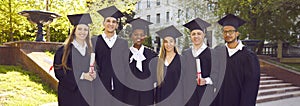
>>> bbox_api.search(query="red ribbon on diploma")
[197,72,201,85]
[49,66,53,72]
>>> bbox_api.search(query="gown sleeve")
[240,51,260,106]
[53,46,77,91]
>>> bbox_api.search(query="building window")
[137,1,141,10]
[166,12,170,22]
[167,0,169,4]
[156,0,160,6]
[156,13,160,24]
[147,0,150,8]
[178,9,181,18]
[186,8,189,19]
[147,15,151,22]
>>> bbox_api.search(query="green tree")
[213,0,300,44]
[47,0,87,42]
[0,0,40,43]
[86,0,138,36]
[0,0,137,44]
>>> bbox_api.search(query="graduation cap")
[217,14,246,29]
[129,18,153,31]
[67,13,92,25]
[156,25,183,39]
[183,18,211,32]
[97,6,124,19]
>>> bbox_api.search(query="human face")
[223,26,239,43]
[190,29,205,46]
[163,36,176,52]
[103,17,118,33]
[131,29,146,46]
[75,24,89,41]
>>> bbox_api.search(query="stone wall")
[3,41,62,52]
[0,41,63,91]
[0,46,19,65]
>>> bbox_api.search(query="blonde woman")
[154,25,183,105]
[53,13,95,106]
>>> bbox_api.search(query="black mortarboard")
[217,14,246,29]
[156,25,183,39]
[97,6,124,19]
[129,18,153,31]
[67,13,92,25]
[183,18,211,32]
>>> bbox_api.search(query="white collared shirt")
[225,40,244,57]
[102,33,117,48]
[130,45,146,72]
[164,60,170,66]
[192,43,208,57]
[71,39,87,56]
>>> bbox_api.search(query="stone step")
[259,83,293,90]
[260,73,268,76]
[256,90,300,103]
[258,86,300,96]
[260,80,283,85]
[260,76,276,80]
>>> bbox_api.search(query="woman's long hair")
[156,39,178,86]
[57,25,93,72]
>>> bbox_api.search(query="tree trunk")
[277,40,283,59]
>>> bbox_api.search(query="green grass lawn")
[0,65,57,106]
[45,51,55,59]
[265,59,300,72]
[284,63,300,72]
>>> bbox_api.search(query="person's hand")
[196,78,206,86]
[89,67,96,79]
[83,72,94,81]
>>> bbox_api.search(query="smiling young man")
[182,18,212,106]
[91,6,129,105]
[210,14,260,106]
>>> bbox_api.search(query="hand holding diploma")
[80,53,96,81]
[196,59,206,86]
[89,53,96,80]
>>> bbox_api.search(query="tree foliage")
[86,0,138,36]
[0,0,137,44]
[213,0,300,43]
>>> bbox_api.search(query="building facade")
[134,0,222,52]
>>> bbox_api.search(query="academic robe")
[183,48,211,106]
[210,46,260,106]
[93,35,128,104]
[125,47,158,105]
[53,45,89,106]
[154,53,183,106]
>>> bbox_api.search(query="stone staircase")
[256,73,300,103]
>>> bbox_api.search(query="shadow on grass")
[0,65,57,96]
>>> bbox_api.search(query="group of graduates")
[53,5,260,106]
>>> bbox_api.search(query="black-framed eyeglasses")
[222,30,236,35]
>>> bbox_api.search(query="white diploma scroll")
[196,59,202,79]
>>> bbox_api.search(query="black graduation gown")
[94,35,127,103]
[155,53,182,104]
[211,46,260,106]
[185,48,211,106]
[53,46,89,106]
[125,47,158,105]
